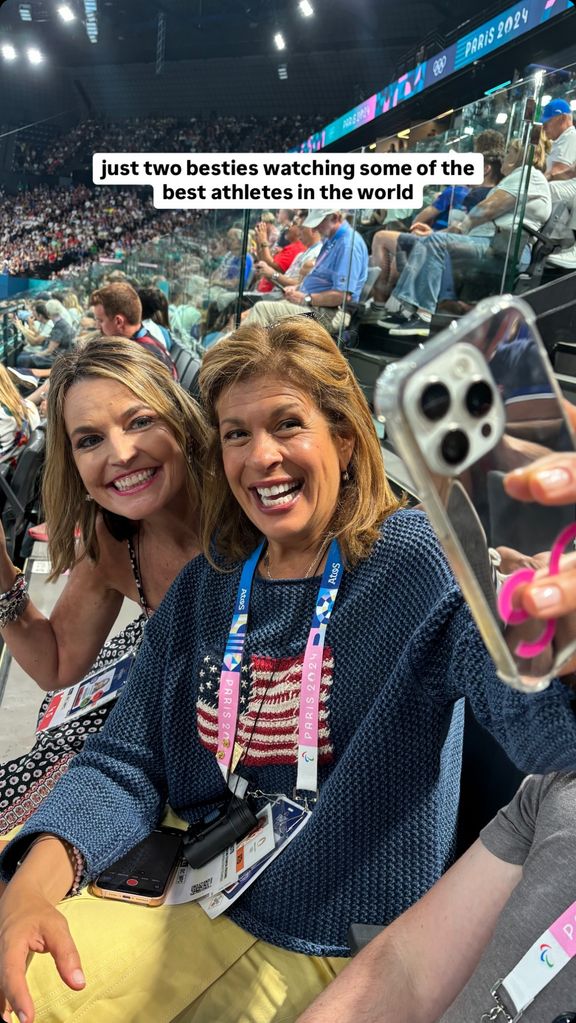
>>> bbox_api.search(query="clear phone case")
[375,295,576,692]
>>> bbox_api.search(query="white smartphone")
[375,295,576,692]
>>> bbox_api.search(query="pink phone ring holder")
[497,521,576,659]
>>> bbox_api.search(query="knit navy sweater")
[3,510,576,956]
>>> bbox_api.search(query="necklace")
[264,537,329,580]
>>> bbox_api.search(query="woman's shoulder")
[367,507,455,583]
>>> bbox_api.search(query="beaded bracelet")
[17,835,85,898]
[62,840,84,897]
[0,571,29,629]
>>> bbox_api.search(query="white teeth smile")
[112,468,156,491]
[255,481,301,507]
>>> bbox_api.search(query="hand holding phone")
[375,296,576,692]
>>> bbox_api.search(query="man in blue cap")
[542,98,576,180]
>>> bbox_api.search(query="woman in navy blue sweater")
[1,316,576,1023]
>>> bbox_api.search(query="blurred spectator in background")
[16,298,75,369]
[543,98,576,180]
[138,285,175,350]
[254,215,306,293]
[90,283,177,378]
[0,365,40,460]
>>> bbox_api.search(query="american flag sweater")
[3,509,576,956]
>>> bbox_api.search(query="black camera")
[183,795,259,869]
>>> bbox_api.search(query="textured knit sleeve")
[401,512,576,774]
[0,583,177,884]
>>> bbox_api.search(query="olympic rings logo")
[433,55,447,76]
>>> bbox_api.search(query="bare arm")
[297,840,521,1023]
[0,837,85,1023]
[0,521,125,690]
[412,204,441,226]
[547,161,576,181]
[459,189,515,233]
[284,287,350,308]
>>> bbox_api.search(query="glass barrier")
[346,60,576,329]
[2,59,574,366]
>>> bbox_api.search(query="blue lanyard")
[216,538,343,796]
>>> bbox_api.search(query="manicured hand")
[0,888,85,1023]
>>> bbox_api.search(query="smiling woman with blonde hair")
[0,334,207,834]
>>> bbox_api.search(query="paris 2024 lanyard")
[215,537,343,803]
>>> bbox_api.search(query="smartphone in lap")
[89,827,184,907]
[375,295,576,693]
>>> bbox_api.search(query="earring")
[341,469,350,483]
[85,494,93,502]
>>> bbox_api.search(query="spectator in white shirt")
[543,98,576,180]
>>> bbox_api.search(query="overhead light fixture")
[495,112,508,124]
[83,0,98,43]
[541,94,552,106]
[0,43,17,61]
[278,63,288,79]
[18,3,32,20]
[1,43,18,61]
[27,46,44,64]
[299,1,314,15]
[368,142,377,150]
[437,109,454,119]
[463,126,474,135]
[274,32,286,50]
[397,129,411,139]
[58,4,76,21]
[571,99,576,112]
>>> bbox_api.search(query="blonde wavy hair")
[199,316,404,567]
[0,365,28,428]
[506,135,550,175]
[43,335,208,580]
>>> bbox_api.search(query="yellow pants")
[3,827,348,1023]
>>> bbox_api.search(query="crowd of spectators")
[0,183,207,277]
[2,113,325,279]
[13,114,325,177]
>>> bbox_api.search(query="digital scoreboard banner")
[293,0,573,153]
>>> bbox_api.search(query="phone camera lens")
[441,429,470,466]
[420,382,451,421]
[466,380,493,418]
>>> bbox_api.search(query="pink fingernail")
[72,969,85,986]
[534,468,573,492]
[530,584,562,609]
[18,1012,28,1023]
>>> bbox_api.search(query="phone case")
[375,295,576,693]
[89,828,184,907]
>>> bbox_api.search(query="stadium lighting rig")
[1,43,18,61]
[27,46,44,63]
[298,1,314,15]
[274,31,286,50]
[83,0,99,43]
[57,4,76,22]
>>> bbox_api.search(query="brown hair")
[90,282,142,325]
[43,335,208,580]
[199,316,404,567]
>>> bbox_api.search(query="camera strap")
[215,537,343,800]
[482,898,576,1021]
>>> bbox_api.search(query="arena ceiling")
[0,0,500,67]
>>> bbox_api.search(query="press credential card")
[198,796,310,919]
[165,803,275,906]
[36,654,135,731]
